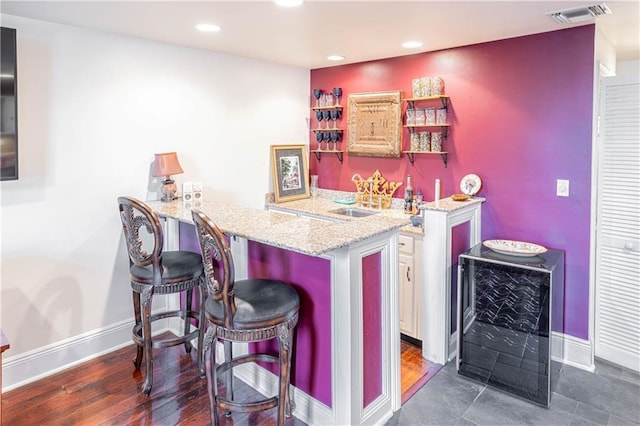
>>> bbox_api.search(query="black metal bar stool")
[191,209,300,426]
[117,196,206,395]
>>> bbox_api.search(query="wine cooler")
[456,243,564,407]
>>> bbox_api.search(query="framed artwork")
[346,91,403,158]
[270,144,310,203]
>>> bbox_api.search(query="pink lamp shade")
[152,152,184,178]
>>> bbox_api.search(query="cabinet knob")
[624,242,635,251]
[407,266,411,282]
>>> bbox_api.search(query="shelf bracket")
[440,97,449,111]
[312,150,343,164]
[440,153,448,168]
[406,152,415,165]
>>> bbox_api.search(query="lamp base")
[160,178,178,202]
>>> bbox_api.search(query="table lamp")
[152,152,184,202]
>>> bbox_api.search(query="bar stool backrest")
[117,196,163,286]
[192,209,237,330]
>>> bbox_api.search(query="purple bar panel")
[362,252,383,408]
[247,241,333,408]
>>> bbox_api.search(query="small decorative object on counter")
[416,189,423,204]
[404,174,414,214]
[351,169,403,209]
[460,173,482,196]
[310,175,319,199]
[182,182,193,202]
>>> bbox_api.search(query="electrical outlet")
[557,179,569,197]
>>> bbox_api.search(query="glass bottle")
[404,175,414,214]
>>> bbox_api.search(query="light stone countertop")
[419,196,485,212]
[265,189,484,237]
[147,199,410,257]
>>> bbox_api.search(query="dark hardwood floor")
[2,335,434,425]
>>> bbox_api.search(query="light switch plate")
[557,179,569,197]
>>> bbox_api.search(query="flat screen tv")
[1,27,18,181]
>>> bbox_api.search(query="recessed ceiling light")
[274,0,304,7]
[327,55,345,61]
[196,23,221,32]
[402,40,423,49]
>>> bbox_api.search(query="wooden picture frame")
[270,144,310,203]
[346,91,403,158]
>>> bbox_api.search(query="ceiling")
[1,0,638,69]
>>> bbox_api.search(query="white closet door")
[595,74,640,372]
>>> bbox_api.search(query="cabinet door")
[399,253,416,338]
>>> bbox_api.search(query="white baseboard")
[552,331,595,372]
[2,319,135,392]
[234,362,334,426]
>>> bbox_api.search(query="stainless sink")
[329,207,379,218]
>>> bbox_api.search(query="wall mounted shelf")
[311,105,344,111]
[311,149,343,164]
[312,128,343,133]
[404,95,449,110]
[404,124,449,139]
[403,151,448,167]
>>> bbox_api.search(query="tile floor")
[387,358,640,426]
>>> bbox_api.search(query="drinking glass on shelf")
[330,131,339,150]
[325,93,334,107]
[313,89,323,107]
[330,109,339,129]
[322,110,331,130]
[324,132,333,150]
[316,130,325,150]
[315,110,324,129]
[333,87,342,106]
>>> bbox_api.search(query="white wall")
[0,14,309,388]
[617,59,640,76]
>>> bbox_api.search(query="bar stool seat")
[205,279,299,329]
[192,209,300,426]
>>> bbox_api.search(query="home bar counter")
[148,199,407,425]
[148,195,484,425]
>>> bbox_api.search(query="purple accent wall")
[247,240,333,407]
[179,221,201,253]
[311,26,595,339]
[362,252,382,408]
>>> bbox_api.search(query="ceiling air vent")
[547,3,612,24]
